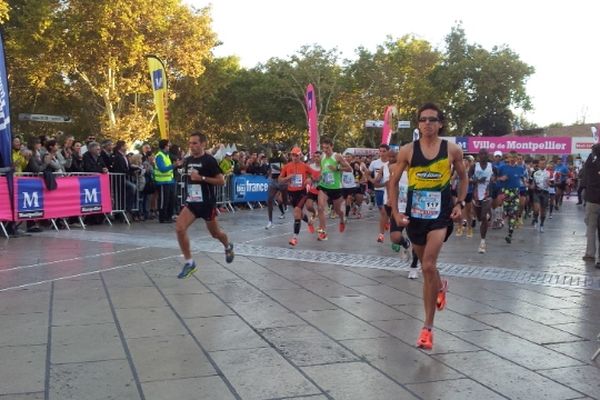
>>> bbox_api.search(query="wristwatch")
[201,176,206,181]
[456,200,466,209]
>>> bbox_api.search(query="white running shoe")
[265,221,273,229]
[539,225,544,233]
[408,269,419,279]
[478,240,486,254]
[279,213,285,219]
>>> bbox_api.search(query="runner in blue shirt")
[497,151,526,244]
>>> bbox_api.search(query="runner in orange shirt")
[279,147,313,246]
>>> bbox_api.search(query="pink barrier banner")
[305,83,319,155]
[0,176,12,220]
[381,105,397,145]
[467,136,572,155]
[13,174,112,221]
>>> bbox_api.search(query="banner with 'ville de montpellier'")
[0,174,112,221]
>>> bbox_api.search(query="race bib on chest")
[411,190,441,219]
[322,172,334,185]
[290,174,303,188]
[187,184,204,203]
[342,173,355,186]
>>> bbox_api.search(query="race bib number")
[322,172,334,185]
[342,173,355,186]
[290,174,303,188]
[398,185,408,212]
[187,184,204,203]
[411,190,441,219]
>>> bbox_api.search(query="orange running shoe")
[436,279,448,311]
[416,328,433,350]
[377,233,385,243]
[317,229,328,241]
[307,222,315,234]
[289,237,298,246]
[385,223,390,231]
[339,221,346,233]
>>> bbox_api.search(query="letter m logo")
[17,179,44,211]
[79,177,102,206]
[84,188,98,203]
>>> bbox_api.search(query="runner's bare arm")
[450,143,467,220]
[389,144,412,226]
[335,154,352,172]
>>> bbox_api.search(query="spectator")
[24,137,45,174]
[219,152,234,175]
[100,140,113,171]
[582,144,600,266]
[57,135,74,172]
[141,143,153,162]
[68,141,84,172]
[154,139,181,223]
[11,137,31,173]
[111,140,136,213]
[82,142,108,173]
[43,139,65,173]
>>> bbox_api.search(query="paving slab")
[1,199,598,399]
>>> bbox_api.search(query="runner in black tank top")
[406,139,454,246]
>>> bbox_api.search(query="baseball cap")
[290,146,302,155]
[493,150,503,157]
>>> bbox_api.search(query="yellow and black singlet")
[407,139,452,221]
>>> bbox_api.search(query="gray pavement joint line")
[0,254,181,293]
[205,253,422,400]
[248,258,525,400]
[99,273,145,400]
[0,246,150,273]
[140,269,244,400]
[43,281,54,400]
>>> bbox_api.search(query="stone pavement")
[0,197,599,400]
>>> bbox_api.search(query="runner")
[278,147,312,246]
[316,137,352,241]
[175,132,234,279]
[531,157,551,233]
[265,152,288,229]
[383,148,418,278]
[368,144,391,242]
[470,148,495,253]
[389,103,467,350]
[497,151,526,244]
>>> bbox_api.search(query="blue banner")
[17,178,44,219]
[455,137,469,152]
[79,176,102,213]
[232,175,269,202]
[0,33,11,169]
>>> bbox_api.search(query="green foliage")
[3,11,535,150]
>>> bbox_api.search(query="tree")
[433,24,534,136]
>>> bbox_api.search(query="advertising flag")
[381,105,397,145]
[305,84,319,155]
[0,32,11,169]
[147,55,169,140]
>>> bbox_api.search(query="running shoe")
[307,222,315,234]
[505,235,512,244]
[279,213,286,219]
[385,223,390,231]
[408,268,419,279]
[436,279,448,310]
[225,243,235,263]
[539,225,544,233]
[391,243,401,252]
[416,328,433,350]
[401,237,411,249]
[456,225,464,236]
[289,237,298,247]
[317,229,328,241]
[177,261,197,279]
[478,240,486,254]
[377,233,385,243]
[265,221,273,229]
[339,220,346,233]
[466,227,473,238]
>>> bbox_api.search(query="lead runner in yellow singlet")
[388,103,467,350]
